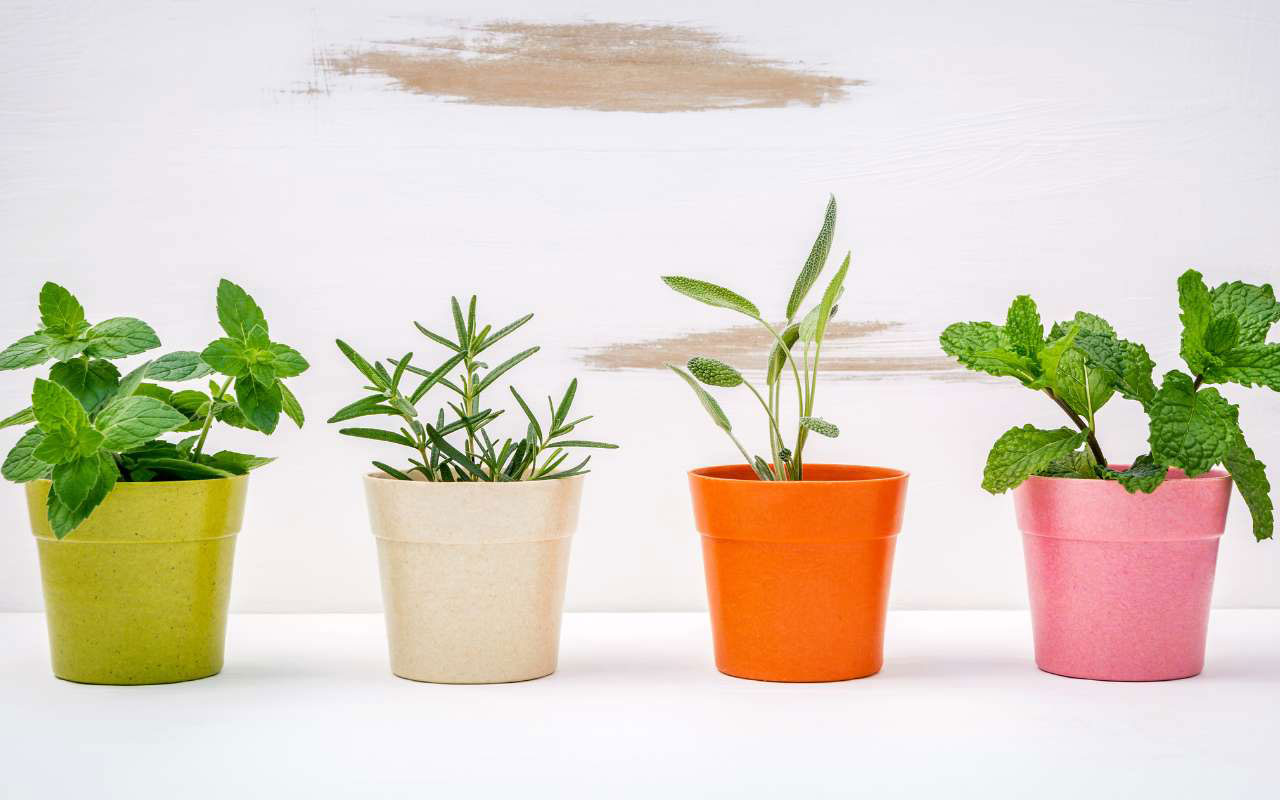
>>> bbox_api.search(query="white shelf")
[2,610,1276,798]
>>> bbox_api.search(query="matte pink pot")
[1013,469,1232,681]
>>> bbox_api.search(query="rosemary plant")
[663,196,850,481]
[330,297,616,481]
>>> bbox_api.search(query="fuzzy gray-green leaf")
[687,357,743,388]
[786,194,837,321]
[661,276,760,319]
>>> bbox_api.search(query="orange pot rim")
[689,463,909,485]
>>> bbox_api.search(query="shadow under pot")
[1013,468,1232,682]
[687,464,909,682]
[26,476,247,685]
[363,473,584,684]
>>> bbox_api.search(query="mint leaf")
[0,407,36,430]
[1033,324,1079,388]
[1202,343,1280,391]
[1004,296,1043,357]
[785,195,836,321]
[168,390,211,431]
[1098,454,1167,494]
[1073,330,1158,408]
[279,382,304,428]
[1052,346,1114,420]
[113,361,151,401]
[1204,316,1240,355]
[49,358,120,414]
[0,334,55,370]
[1148,370,1239,477]
[217,279,269,340]
[983,424,1088,493]
[268,343,309,378]
[1178,269,1215,375]
[47,451,117,538]
[201,338,251,377]
[940,321,1039,382]
[661,276,761,319]
[146,351,213,381]
[1051,311,1114,338]
[94,396,188,451]
[84,317,161,359]
[38,283,87,337]
[1210,280,1280,346]
[205,450,275,474]
[45,339,90,362]
[1222,430,1273,541]
[32,378,93,437]
[234,375,282,434]
[52,455,104,512]
[2,428,50,482]
[1038,448,1096,478]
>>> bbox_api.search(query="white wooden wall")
[2,0,1277,611]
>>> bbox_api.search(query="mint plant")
[940,269,1276,540]
[0,280,308,537]
[330,296,616,481]
[662,196,849,480]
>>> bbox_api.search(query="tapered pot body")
[364,474,584,684]
[688,464,909,682]
[1013,469,1232,681]
[26,477,247,685]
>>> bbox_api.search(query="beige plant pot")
[363,473,585,684]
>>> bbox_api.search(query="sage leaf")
[785,194,836,321]
[661,276,761,319]
[668,365,732,433]
[687,357,743,388]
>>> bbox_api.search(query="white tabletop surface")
[1,610,1276,799]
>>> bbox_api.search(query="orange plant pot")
[688,464,910,682]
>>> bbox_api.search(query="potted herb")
[330,297,616,684]
[940,270,1275,680]
[663,196,909,682]
[0,280,308,684]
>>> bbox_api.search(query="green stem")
[191,377,234,461]
[744,381,783,479]
[1042,388,1107,466]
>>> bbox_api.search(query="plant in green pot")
[662,196,910,683]
[940,270,1275,680]
[1,280,307,684]
[330,297,616,684]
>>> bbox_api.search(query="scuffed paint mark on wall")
[579,321,973,380]
[320,21,859,112]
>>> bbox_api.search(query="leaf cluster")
[1,280,308,537]
[330,297,616,482]
[661,196,848,480]
[940,270,1278,540]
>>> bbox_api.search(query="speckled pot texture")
[26,476,248,685]
[363,474,584,684]
[1013,469,1232,682]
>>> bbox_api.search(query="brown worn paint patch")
[579,321,973,380]
[320,21,859,112]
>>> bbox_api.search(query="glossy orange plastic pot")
[688,464,909,682]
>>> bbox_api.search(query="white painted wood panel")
[1,0,1277,610]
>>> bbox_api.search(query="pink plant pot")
[1012,469,1232,681]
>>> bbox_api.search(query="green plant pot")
[25,476,248,685]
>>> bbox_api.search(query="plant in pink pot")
[941,270,1275,681]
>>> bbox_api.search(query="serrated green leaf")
[1223,430,1273,541]
[1037,448,1096,479]
[1004,295,1043,357]
[38,282,87,337]
[661,276,761,319]
[1098,454,1168,494]
[2,428,49,482]
[130,457,234,480]
[799,416,839,438]
[206,450,276,474]
[52,455,103,512]
[83,317,160,359]
[234,375,282,434]
[146,351,214,381]
[0,334,55,370]
[668,365,732,433]
[1178,269,1215,375]
[786,194,837,321]
[1201,343,1280,391]
[1204,316,1239,355]
[45,339,90,362]
[115,361,152,401]
[1034,324,1079,388]
[1148,370,1239,477]
[46,451,117,538]
[1052,346,1114,420]
[982,424,1087,493]
[216,279,268,340]
[1210,280,1280,346]
[280,381,304,428]
[94,395,188,451]
[687,357,743,388]
[32,378,93,437]
[201,338,251,378]
[49,358,120,414]
[940,322,1038,383]
[268,343,309,378]
[1072,330,1157,408]
[0,407,36,430]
